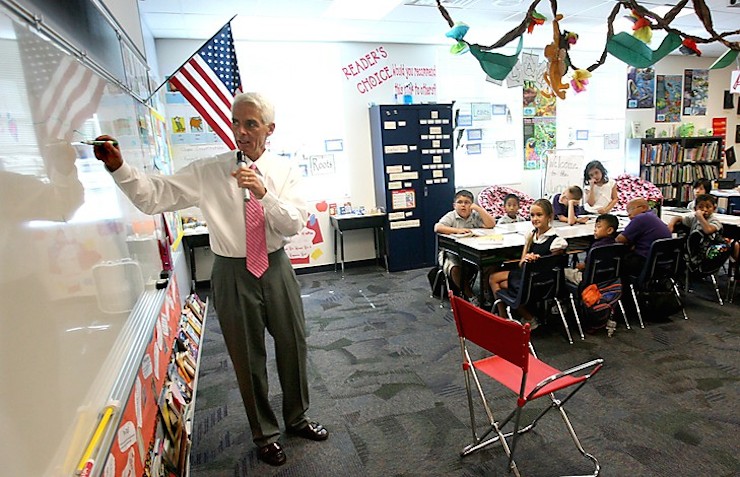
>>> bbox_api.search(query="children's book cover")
[626,67,655,109]
[655,74,682,123]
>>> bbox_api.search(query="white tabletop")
[661,207,740,227]
[444,219,619,252]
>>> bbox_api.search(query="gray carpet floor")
[189,266,739,477]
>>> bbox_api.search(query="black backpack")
[685,229,730,275]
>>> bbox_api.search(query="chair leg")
[710,274,723,306]
[670,278,689,320]
[568,293,585,341]
[727,258,737,304]
[507,407,524,477]
[555,405,601,477]
[630,284,645,329]
[554,298,574,344]
[618,299,631,330]
[506,306,514,322]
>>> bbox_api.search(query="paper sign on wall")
[731,70,740,94]
[391,189,416,210]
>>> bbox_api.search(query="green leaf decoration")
[709,49,739,70]
[606,32,682,68]
[469,36,524,81]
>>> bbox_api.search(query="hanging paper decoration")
[570,69,592,93]
[445,22,469,41]
[606,32,682,68]
[468,36,524,81]
[628,10,653,44]
[527,11,546,34]
[709,49,739,70]
[433,0,739,101]
[679,38,701,56]
[445,22,470,55]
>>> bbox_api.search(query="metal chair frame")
[566,244,631,332]
[681,231,729,306]
[449,294,604,477]
[625,237,688,325]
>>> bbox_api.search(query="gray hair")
[232,92,275,125]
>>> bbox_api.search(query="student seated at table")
[616,198,671,277]
[553,185,589,225]
[489,199,568,329]
[497,193,528,225]
[686,178,711,211]
[434,189,495,305]
[564,213,619,285]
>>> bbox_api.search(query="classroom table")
[182,228,210,292]
[330,213,388,277]
[710,189,740,215]
[438,218,628,304]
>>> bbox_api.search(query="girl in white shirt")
[583,160,618,214]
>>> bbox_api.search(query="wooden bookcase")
[634,136,724,205]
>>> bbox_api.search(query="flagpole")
[146,14,237,103]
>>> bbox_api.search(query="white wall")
[153,38,738,268]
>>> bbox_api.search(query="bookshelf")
[633,136,724,205]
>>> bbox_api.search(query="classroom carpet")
[189,266,739,477]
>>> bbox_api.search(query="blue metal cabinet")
[369,104,455,271]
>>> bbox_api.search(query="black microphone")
[236,151,250,201]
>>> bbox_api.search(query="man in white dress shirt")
[93,92,327,467]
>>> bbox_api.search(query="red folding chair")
[449,293,604,476]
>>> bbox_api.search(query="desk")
[330,213,388,276]
[710,189,740,215]
[439,221,613,304]
[182,229,210,291]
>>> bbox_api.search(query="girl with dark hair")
[583,160,618,214]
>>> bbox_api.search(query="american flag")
[168,21,242,149]
[15,23,105,143]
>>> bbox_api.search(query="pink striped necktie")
[245,164,269,277]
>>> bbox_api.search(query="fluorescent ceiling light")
[652,5,694,18]
[324,0,404,20]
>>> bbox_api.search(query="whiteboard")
[543,149,586,198]
[0,17,166,476]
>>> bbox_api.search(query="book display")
[95,285,207,477]
[635,136,723,205]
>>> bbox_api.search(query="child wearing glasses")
[434,190,495,305]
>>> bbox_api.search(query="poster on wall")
[522,80,556,117]
[286,212,325,265]
[655,74,682,123]
[391,189,416,210]
[626,67,655,109]
[682,69,709,116]
[523,117,556,170]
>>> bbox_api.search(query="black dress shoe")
[258,442,286,466]
[287,421,329,441]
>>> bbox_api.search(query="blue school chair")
[625,237,688,325]
[492,254,580,344]
[566,244,631,334]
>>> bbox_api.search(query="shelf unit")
[634,136,724,205]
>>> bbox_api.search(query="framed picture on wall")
[324,139,343,152]
[466,129,482,141]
